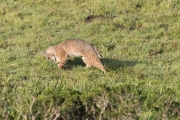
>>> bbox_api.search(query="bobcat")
[43,39,106,73]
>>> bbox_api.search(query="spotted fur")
[44,39,106,73]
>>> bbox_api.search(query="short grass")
[0,0,180,119]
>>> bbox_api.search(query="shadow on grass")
[63,57,85,70]
[102,58,139,71]
[64,57,138,71]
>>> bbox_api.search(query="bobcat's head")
[43,46,55,60]
[44,53,56,61]
[43,46,60,64]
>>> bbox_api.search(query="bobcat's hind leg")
[82,56,92,68]
[86,51,106,73]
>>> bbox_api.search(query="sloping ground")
[0,0,180,119]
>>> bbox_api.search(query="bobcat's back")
[57,39,102,58]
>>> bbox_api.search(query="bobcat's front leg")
[57,59,66,69]
[55,47,67,69]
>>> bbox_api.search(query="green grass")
[0,0,180,119]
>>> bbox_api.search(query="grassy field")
[0,0,180,119]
